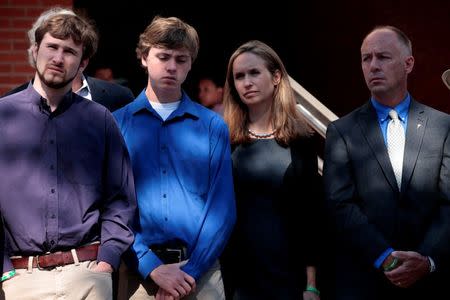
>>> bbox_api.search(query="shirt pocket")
[176,150,209,196]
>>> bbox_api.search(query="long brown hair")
[223,40,312,146]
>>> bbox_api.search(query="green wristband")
[383,257,399,272]
[305,285,320,296]
[1,269,16,282]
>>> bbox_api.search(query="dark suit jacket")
[2,76,134,112]
[323,99,450,300]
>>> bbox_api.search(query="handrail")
[289,76,339,175]
[290,76,338,138]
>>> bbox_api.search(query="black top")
[224,136,322,299]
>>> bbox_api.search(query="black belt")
[150,243,187,264]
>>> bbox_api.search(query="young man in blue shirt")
[114,16,236,300]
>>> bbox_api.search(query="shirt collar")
[25,83,75,115]
[130,89,199,120]
[371,93,411,123]
[74,74,92,100]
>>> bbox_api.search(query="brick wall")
[0,0,73,96]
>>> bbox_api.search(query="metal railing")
[289,76,339,174]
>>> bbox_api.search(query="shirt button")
[163,194,166,198]
[51,188,55,193]
[50,240,55,245]
[161,145,166,150]
[50,140,54,144]
[51,214,56,219]
[162,170,166,174]
[165,217,168,221]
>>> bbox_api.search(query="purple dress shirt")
[0,85,136,272]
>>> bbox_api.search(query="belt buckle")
[36,255,48,270]
[166,248,182,262]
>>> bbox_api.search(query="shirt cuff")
[374,248,394,269]
[97,244,122,271]
[428,256,436,273]
[137,250,163,279]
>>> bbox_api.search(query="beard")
[36,66,78,89]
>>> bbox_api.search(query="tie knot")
[388,109,399,121]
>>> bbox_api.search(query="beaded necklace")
[247,128,276,138]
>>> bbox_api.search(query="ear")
[78,58,89,73]
[405,55,414,74]
[141,55,148,68]
[272,69,281,85]
[32,43,38,62]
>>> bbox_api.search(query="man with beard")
[0,13,136,300]
[2,7,135,112]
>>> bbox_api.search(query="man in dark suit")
[323,25,450,299]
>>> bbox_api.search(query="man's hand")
[92,261,114,273]
[150,263,196,299]
[384,250,430,288]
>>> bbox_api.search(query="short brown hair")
[35,14,98,61]
[136,16,199,63]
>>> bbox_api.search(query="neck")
[33,74,71,112]
[247,102,273,133]
[146,82,182,104]
[372,87,408,108]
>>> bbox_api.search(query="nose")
[369,57,380,71]
[243,75,253,87]
[52,49,64,64]
[166,58,177,73]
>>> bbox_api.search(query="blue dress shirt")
[113,90,236,280]
[371,93,410,268]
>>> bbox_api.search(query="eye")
[176,57,188,64]
[234,72,244,80]
[249,69,260,75]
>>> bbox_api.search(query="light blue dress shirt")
[113,89,236,280]
[370,93,410,268]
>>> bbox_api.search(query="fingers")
[184,273,196,291]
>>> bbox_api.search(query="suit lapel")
[86,76,106,105]
[357,102,399,192]
[401,99,426,192]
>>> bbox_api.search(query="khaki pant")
[118,260,224,300]
[0,260,112,300]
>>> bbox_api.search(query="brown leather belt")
[11,244,99,270]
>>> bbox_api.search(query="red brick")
[12,40,29,51]
[0,41,12,51]
[7,0,42,5]
[0,64,12,73]
[13,63,33,73]
[0,52,27,63]
[0,7,26,17]
[0,74,30,84]
[0,18,11,28]
[12,18,34,29]
[0,30,27,40]
[41,0,73,6]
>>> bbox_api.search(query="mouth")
[162,76,177,82]
[369,77,384,84]
[244,91,258,98]
[46,65,64,74]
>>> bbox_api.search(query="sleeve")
[294,135,324,266]
[181,118,237,280]
[419,123,450,269]
[323,122,390,266]
[97,111,137,270]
